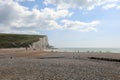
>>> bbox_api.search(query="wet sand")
[0,48,120,80]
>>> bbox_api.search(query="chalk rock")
[31,36,49,49]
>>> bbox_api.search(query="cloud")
[44,0,119,10]
[14,0,35,2]
[0,0,100,34]
[0,0,71,33]
[103,4,120,9]
[117,6,120,9]
[61,20,100,32]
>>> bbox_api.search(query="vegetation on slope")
[0,33,45,48]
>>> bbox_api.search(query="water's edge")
[48,48,120,53]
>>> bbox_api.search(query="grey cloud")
[0,4,18,25]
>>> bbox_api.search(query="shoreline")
[0,48,120,59]
[48,48,120,53]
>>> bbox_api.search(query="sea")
[49,48,120,53]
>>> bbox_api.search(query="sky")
[0,0,120,48]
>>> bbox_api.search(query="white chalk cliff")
[31,36,49,49]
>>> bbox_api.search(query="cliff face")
[31,36,49,49]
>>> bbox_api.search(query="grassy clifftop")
[0,33,46,48]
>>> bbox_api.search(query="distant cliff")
[31,35,49,49]
[0,33,49,49]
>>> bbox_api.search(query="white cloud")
[44,0,119,10]
[0,0,72,33]
[14,0,35,2]
[103,4,118,9]
[117,6,120,9]
[61,20,100,32]
[0,0,100,34]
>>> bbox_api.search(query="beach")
[0,48,120,80]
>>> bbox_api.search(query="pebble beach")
[0,48,120,80]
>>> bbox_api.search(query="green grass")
[0,33,46,48]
